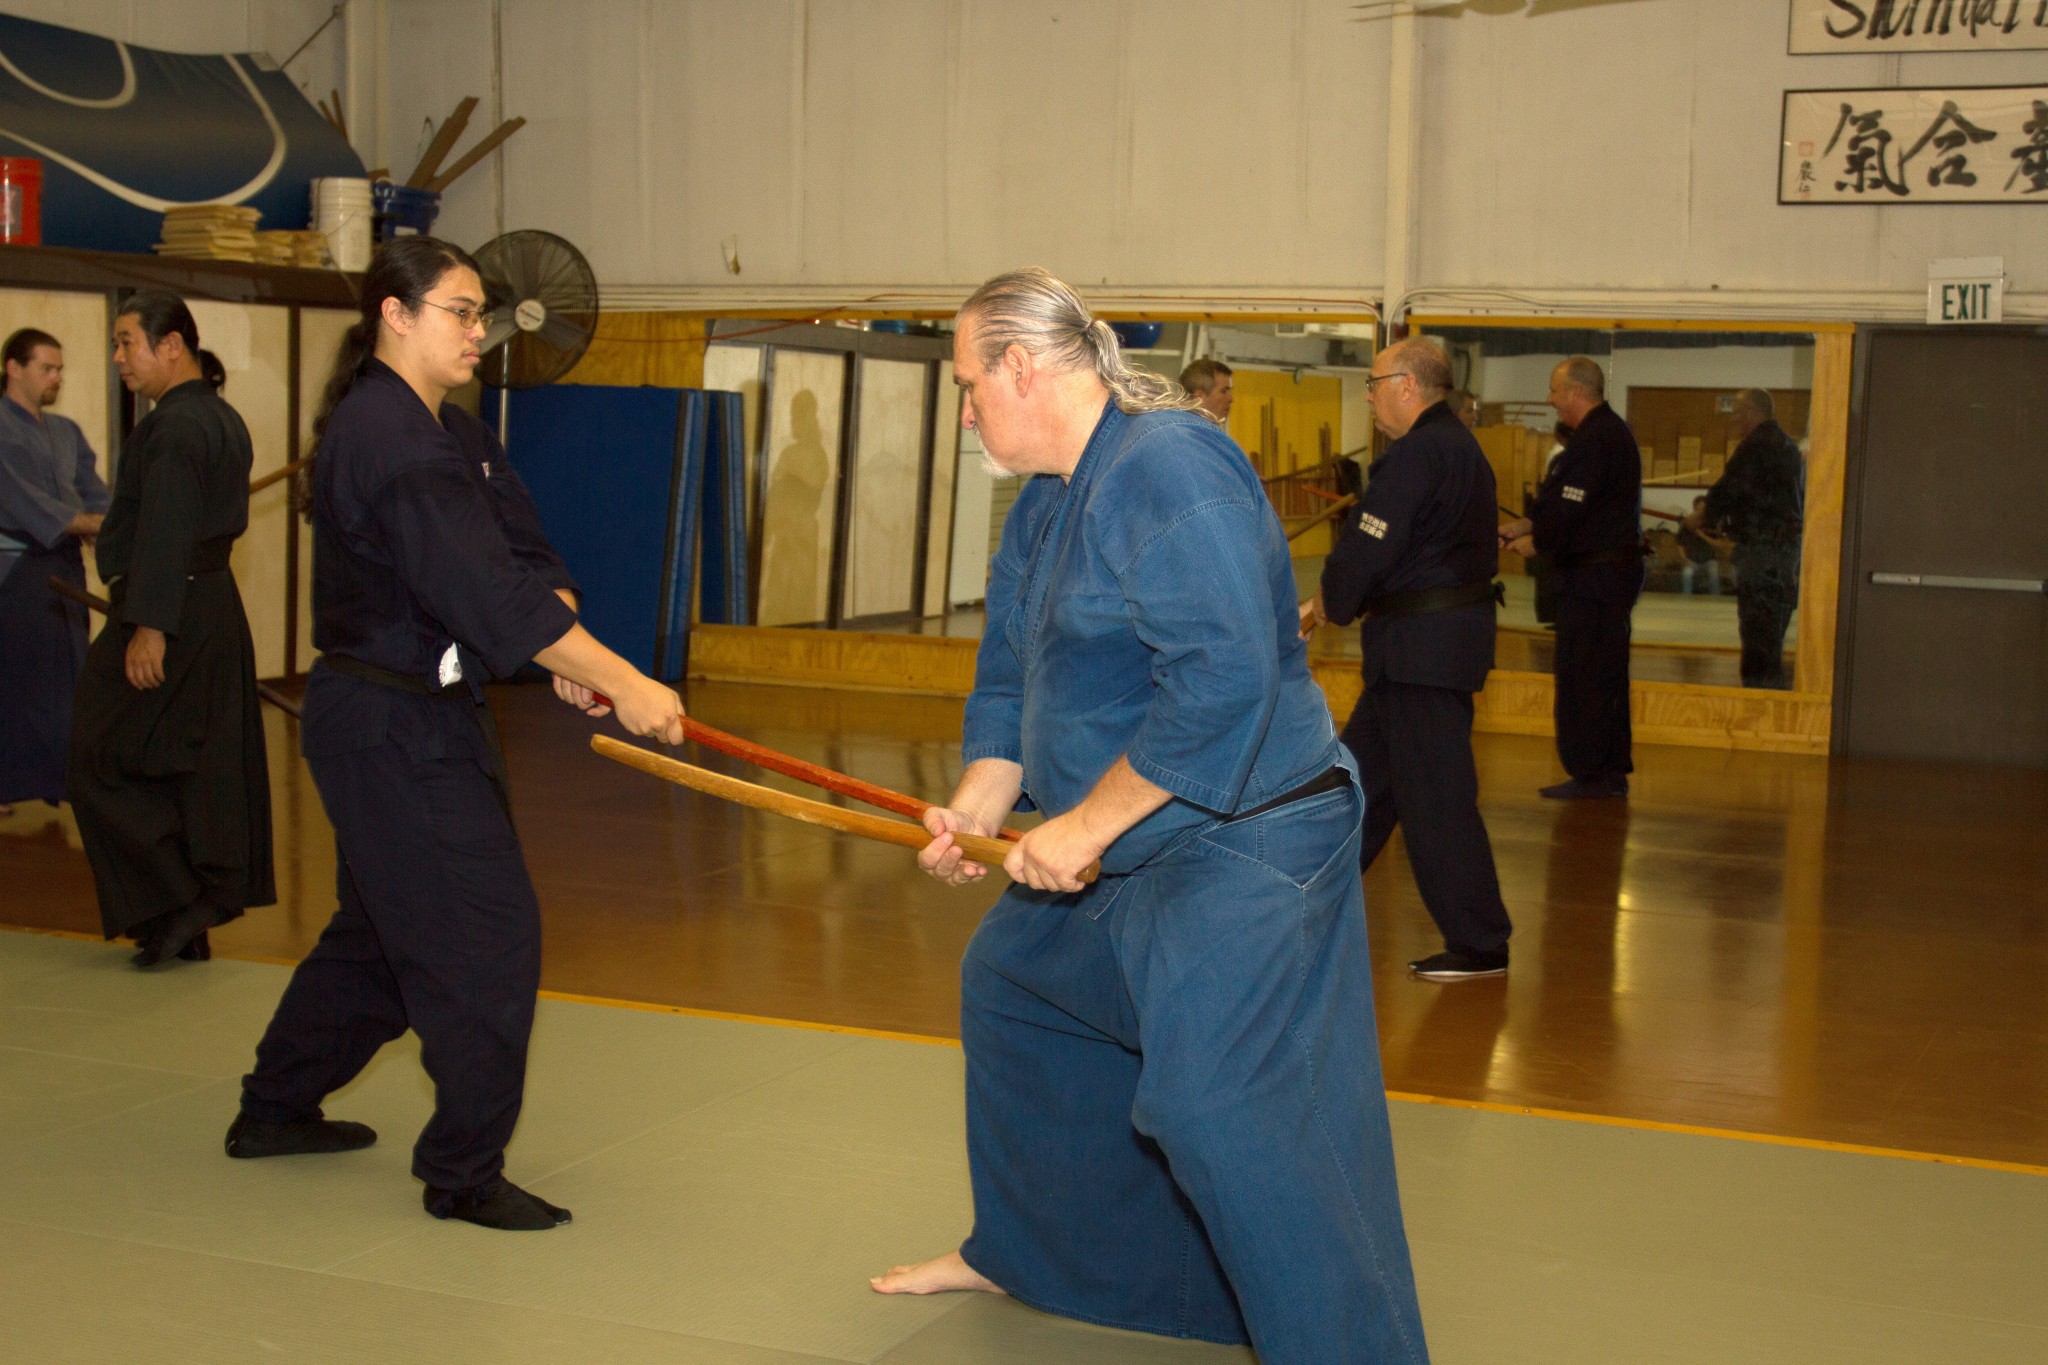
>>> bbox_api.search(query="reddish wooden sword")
[586,693,1024,843]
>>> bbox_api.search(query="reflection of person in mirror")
[877,269,1431,1365]
[761,388,831,623]
[1526,420,1573,628]
[1677,495,1722,597]
[1178,357,1233,425]
[1690,389,1802,689]
[1447,387,1480,429]
[1499,356,1643,800]
[1304,337,1512,983]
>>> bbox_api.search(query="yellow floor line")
[8,922,2043,1177]
[1382,1090,2048,1179]
[535,988,961,1048]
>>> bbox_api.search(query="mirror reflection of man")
[1676,495,1723,596]
[1178,358,1233,424]
[1447,387,1480,429]
[1303,337,1513,981]
[1499,356,1643,799]
[1688,388,1802,688]
[0,328,108,820]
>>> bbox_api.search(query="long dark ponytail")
[117,290,225,391]
[311,235,483,445]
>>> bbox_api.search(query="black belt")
[320,652,510,822]
[1364,580,1504,617]
[1226,766,1351,823]
[103,536,239,601]
[189,536,235,574]
[322,652,465,698]
[1559,545,1646,570]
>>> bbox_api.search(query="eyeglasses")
[419,299,495,331]
[1361,371,1413,391]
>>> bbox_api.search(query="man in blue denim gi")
[872,269,1431,1365]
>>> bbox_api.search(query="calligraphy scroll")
[1780,85,2048,204]
[1789,1,2048,55]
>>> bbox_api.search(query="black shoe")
[1409,949,1509,981]
[132,901,216,968]
[225,1112,378,1158]
[1539,775,1628,800]
[177,931,212,962]
[424,1176,572,1231]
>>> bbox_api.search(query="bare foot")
[870,1250,1006,1296]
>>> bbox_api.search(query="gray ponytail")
[960,268,1198,416]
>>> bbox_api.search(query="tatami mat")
[3,930,2042,1364]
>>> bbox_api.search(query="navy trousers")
[0,541,88,804]
[1552,593,1634,780]
[957,774,1431,1365]
[1341,679,1512,957]
[240,688,541,1191]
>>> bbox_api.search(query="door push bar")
[1869,572,2048,594]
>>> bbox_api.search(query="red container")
[0,157,43,245]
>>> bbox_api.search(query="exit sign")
[1927,257,2005,325]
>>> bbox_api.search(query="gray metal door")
[1835,328,2048,767]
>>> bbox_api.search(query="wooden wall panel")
[922,364,962,619]
[756,350,846,627]
[845,358,926,619]
[560,312,707,390]
[698,631,1829,754]
[194,302,291,680]
[690,624,978,696]
[1795,330,1852,700]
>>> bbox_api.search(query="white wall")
[1412,0,2048,309]
[61,1,2045,320]
[384,0,1389,300]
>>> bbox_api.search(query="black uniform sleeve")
[121,416,206,634]
[368,462,579,678]
[1529,441,1604,558]
[1320,453,1427,626]
[487,454,578,600]
[1702,444,1758,538]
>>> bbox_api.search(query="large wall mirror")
[1384,319,1848,702]
[702,314,1378,639]
[690,311,1851,750]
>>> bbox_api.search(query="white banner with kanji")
[1789,1,2048,54]
[1781,86,2048,204]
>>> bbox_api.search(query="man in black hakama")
[68,312,273,966]
[0,330,107,814]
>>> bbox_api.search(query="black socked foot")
[1409,949,1509,981]
[424,1176,572,1231]
[1539,775,1629,800]
[132,902,216,968]
[225,1112,378,1158]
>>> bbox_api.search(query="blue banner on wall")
[0,13,365,253]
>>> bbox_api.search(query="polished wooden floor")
[3,680,2043,1169]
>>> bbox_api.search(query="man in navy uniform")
[1500,356,1643,799]
[1303,337,1512,981]
[0,328,106,818]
